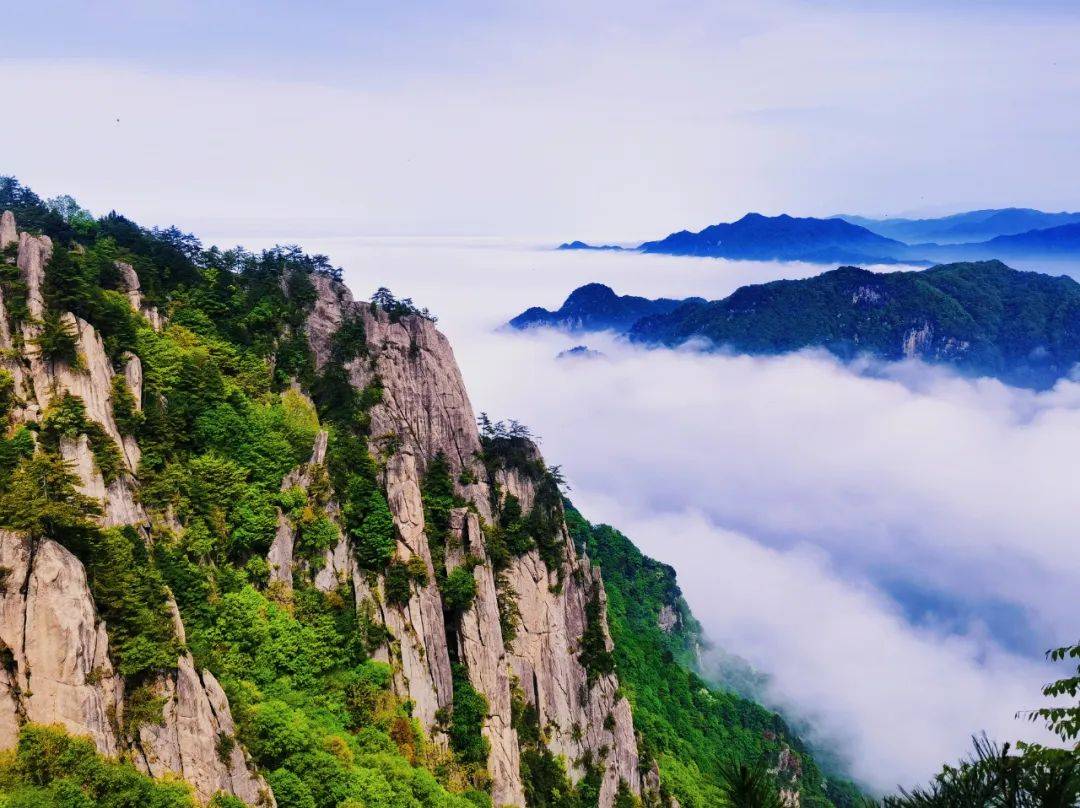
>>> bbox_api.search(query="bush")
[449,665,490,766]
[33,311,80,366]
[110,372,143,435]
[353,490,396,570]
[0,368,15,421]
[384,560,412,608]
[0,723,196,807]
[442,567,478,614]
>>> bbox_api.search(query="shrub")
[353,490,396,569]
[0,368,15,421]
[442,567,478,614]
[110,372,144,435]
[33,311,81,366]
[449,665,490,766]
[1,724,196,807]
[384,560,412,608]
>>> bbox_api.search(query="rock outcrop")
[304,276,643,807]
[0,530,123,756]
[0,211,272,806]
[1,210,647,807]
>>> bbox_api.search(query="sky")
[5,1,1080,241]
[5,0,1080,794]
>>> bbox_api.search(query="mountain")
[509,282,702,333]
[0,177,859,808]
[629,260,1080,389]
[839,208,1080,245]
[945,221,1080,259]
[638,213,916,264]
[558,240,626,251]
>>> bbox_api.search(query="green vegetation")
[0,177,487,807]
[565,506,859,808]
[630,261,1080,390]
[0,724,199,807]
[0,176,885,808]
[448,665,490,767]
[878,640,1080,806]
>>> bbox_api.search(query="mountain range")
[510,261,1080,389]
[0,176,862,808]
[561,208,1080,265]
[839,208,1080,244]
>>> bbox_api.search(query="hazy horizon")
[6,1,1080,241]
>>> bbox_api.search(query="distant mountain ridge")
[509,282,703,332]
[560,208,1080,265]
[839,208,1080,244]
[637,212,914,264]
[509,261,1080,389]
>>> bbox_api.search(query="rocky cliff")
[0,212,271,806]
[296,276,647,807]
[0,209,651,807]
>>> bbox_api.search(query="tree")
[1027,641,1080,749]
[352,489,396,569]
[718,762,783,808]
[0,452,101,541]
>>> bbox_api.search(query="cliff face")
[0,209,648,807]
[301,276,645,807]
[0,212,272,806]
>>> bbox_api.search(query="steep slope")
[509,283,700,333]
[0,177,864,808]
[0,179,650,808]
[629,260,1080,388]
[564,507,864,808]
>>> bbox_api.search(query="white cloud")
[259,239,1075,793]
[566,501,1056,792]
[5,0,1080,238]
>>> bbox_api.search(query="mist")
[218,236,1073,792]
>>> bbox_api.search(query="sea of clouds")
[228,236,1076,793]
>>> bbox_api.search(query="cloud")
[255,239,1076,793]
[5,1,1080,237]
[564,501,1056,792]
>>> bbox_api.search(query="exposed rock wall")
[0,530,123,756]
[304,277,642,806]
[0,211,272,806]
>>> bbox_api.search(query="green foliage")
[0,723,197,807]
[578,589,615,685]
[883,736,1079,807]
[353,490,396,570]
[631,260,1080,390]
[110,372,143,435]
[511,684,577,808]
[565,505,852,808]
[384,560,413,608]
[86,526,182,678]
[0,452,100,540]
[0,427,34,484]
[0,254,29,335]
[41,392,125,485]
[33,311,80,366]
[442,567,478,614]
[449,665,490,767]
[1027,640,1080,747]
[718,761,783,808]
[299,514,340,561]
[0,369,15,422]
[370,287,437,323]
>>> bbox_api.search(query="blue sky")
[5,1,1080,238]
